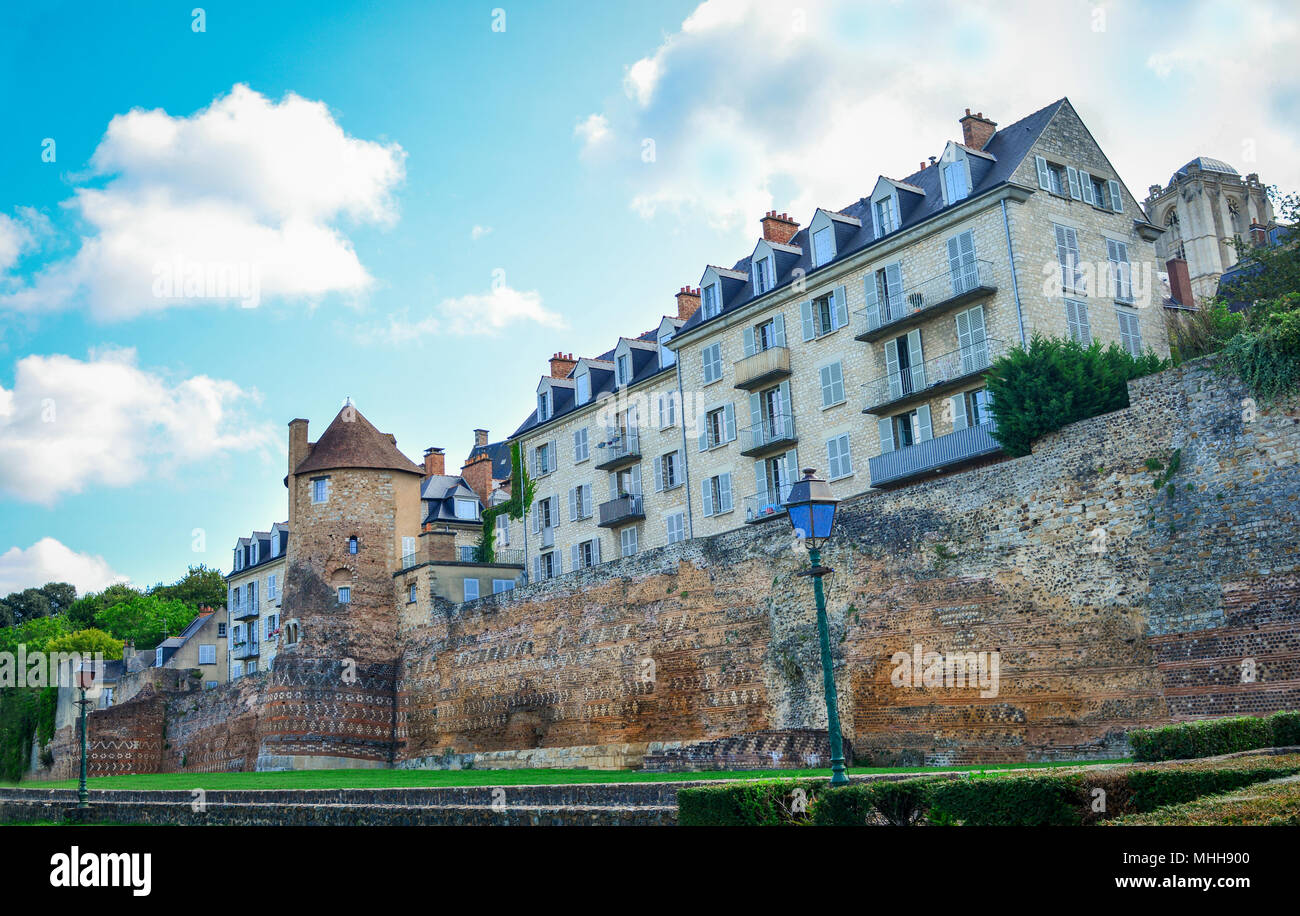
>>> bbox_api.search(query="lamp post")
[75,665,97,808]
[784,468,848,787]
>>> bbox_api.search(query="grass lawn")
[5,759,1114,792]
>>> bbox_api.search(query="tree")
[986,335,1167,458]
[1217,190,1299,306]
[1,588,52,626]
[148,564,227,610]
[94,593,196,651]
[0,615,70,656]
[44,628,125,660]
[65,583,140,631]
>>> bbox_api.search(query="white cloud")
[1,84,406,320]
[574,113,612,152]
[582,0,1300,239]
[0,348,275,505]
[354,282,565,345]
[0,208,50,274]
[471,224,493,240]
[0,538,128,595]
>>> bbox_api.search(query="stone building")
[507,97,1170,572]
[1142,158,1276,305]
[225,522,286,679]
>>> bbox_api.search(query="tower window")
[348,536,358,554]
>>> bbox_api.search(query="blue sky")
[1,0,1297,593]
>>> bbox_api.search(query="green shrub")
[1128,713,1291,761]
[677,779,822,826]
[1270,710,1300,746]
[926,773,1083,826]
[810,777,945,825]
[1165,300,1244,365]
[1221,292,1300,401]
[985,335,1168,458]
[1125,764,1300,812]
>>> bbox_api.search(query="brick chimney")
[675,286,701,321]
[420,526,457,564]
[474,428,489,448]
[423,447,446,477]
[1249,221,1270,246]
[960,109,997,150]
[549,352,577,378]
[288,419,310,478]
[461,451,494,506]
[760,211,799,245]
[1166,257,1194,307]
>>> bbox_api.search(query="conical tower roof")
[292,405,423,477]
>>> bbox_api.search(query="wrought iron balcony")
[868,419,1002,488]
[861,338,1007,415]
[739,413,797,457]
[232,641,261,660]
[743,483,793,524]
[457,545,525,566]
[231,601,259,621]
[733,346,792,391]
[597,493,645,528]
[594,427,641,471]
[854,259,997,343]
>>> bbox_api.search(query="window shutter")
[549,440,557,471]
[753,458,766,493]
[653,455,663,492]
[571,544,580,570]
[1080,170,1095,205]
[1035,155,1050,190]
[749,391,762,427]
[554,552,562,575]
[1108,179,1123,213]
[743,325,756,358]
[907,329,926,389]
[773,314,786,347]
[719,473,732,512]
[568,487,577,522]
[884,264,903,319]
[1066,166,1082,200]
[831,361,844,404]
[916,404,933,442]
[533,556,541,581]
[862,273,881,330]
[698,415,708,452]
[885,338,903,400]
[820,365,834,407]
[834,285,848,329]
[778,381,792,421]
[532,505,540,534]
[573,429,582,460]
[701,478,714,517]
[723,403,736,441]
[878,417,895,453]
[800,300,815,341]
[951,394,969,432]
[594,537,602,564]
[630,464,641,495]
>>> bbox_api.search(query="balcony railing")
[861,338,1007,415]
[457,545,525,566]
[594,427,641,471]
[231,601,258,621]
[868,419,1002,487]
[739,412,797,457]
[733,346,791,391]
[743,483,794,524]
[232,641,260,660]
[597,493,645,528]
[855,259,997,342]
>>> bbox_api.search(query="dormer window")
[812,226,833,267]
[875,195,899,237]
[942,161,969,204]
[575,371,591,405]
[250,540,259,564]
[454,497,479,520]
[537,389,551,422]
[702,284,720,319]
[617,353,631,386]
[658,328,676,367]
[752,256,775,294]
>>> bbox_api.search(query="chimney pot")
[548,352,578,378]
[423,446,446,477]
[675,285,702,321]
[959,108,997,150]
[760,210,800,245]
[474,428,489,448]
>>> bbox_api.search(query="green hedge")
[1128,711,1300,761]
[677,779,824,826]
[926,773,1083,826]
[810,777,947,826]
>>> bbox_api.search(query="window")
[575,372,591,405]
[250,540,259,564]
[232,585,241,611]
[701,473,733,516]
[246,660,258,676]
[657,392,678,429]
[492,579,515,594]
[536,496,554,530]
[863,264,904,328]
[884,329,926,400]
[1054,225,1085,294]
[655,451,681,490]
[348,535,358,554]
[658,329,676,367]
[752,256,775,294]
[950,387,993,431]
[702,343,723,384]
[534,441,554,475]
[496,512,510,546]
[827,435,853,480]
[699,404,736,450]
[875,195,899,236]
[337,586,351,604]
[311,477,329,504]
[407,581,417,603]
[569,483,593,521]
[620,526,639,557]
[812,226,833,266]
[537,390,551,422]
[613,465,641,498]
[463,578,480,601]
[199,644,216,665]
[267,574,277,599]
[1035,156,1070,197]
[454,498,478,520]
[947,230,979,294]
[617,353,631,386]
[1116,309,1142,357]
[701,284,720,319]
[819,361,846,408]
[218,623,227,638]
[573,427,590,462]
[574,538,600,569]
[266,614,278,634]
[1106,239,1133,303]
[204,681,216,690]
[801,288,846,339]
[1065,298,1092,344]
[402,536,416,564]
[232,662,242,679]
[535,552,556,581]
[878,406,933,452]
[666,511,686,545]
[942,161,969,204]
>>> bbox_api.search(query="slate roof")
[467,439,512,481]
[293,405,424,476]
[1169,156,1239,187]
[421,475,485,525]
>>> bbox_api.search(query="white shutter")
[594,537,602,564]
[718,473,732,512]
[701,477,714,517]
[863,272,881,330]
[884,264,903,321]
[698,414,708,452]
[907,329,926,390]
[532,506,540,534]
[878,417,896,453]
[630,464,641,496]
[749,391,762,428]
[568,487,577,522]
[583,484,593,516]
[1035,155,1051,190]
[773,314,786,347]
[753,458,766,495]
[1066,166,1082,200]
[820,365,834,407]
[1080,170,1095,205]
[800,300,815,341]
[1108,179,1123,213]
[653,455,663,492]
[533,556,541,581]
[885,338,903,400]
[834,285,848,329]
[571,544,580,570]
[916,405,933,442]
[723,403,736,442]
[554,552,562,575]
[743,325,756,357]
[951,393,969,432]
[777,381,791,424]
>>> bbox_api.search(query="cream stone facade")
[226,523,287,679]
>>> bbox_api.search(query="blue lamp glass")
[784,468,839,548]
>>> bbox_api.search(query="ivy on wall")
[475,441,536,564]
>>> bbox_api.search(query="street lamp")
[75,665,97,809]
[784,468,848,787]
